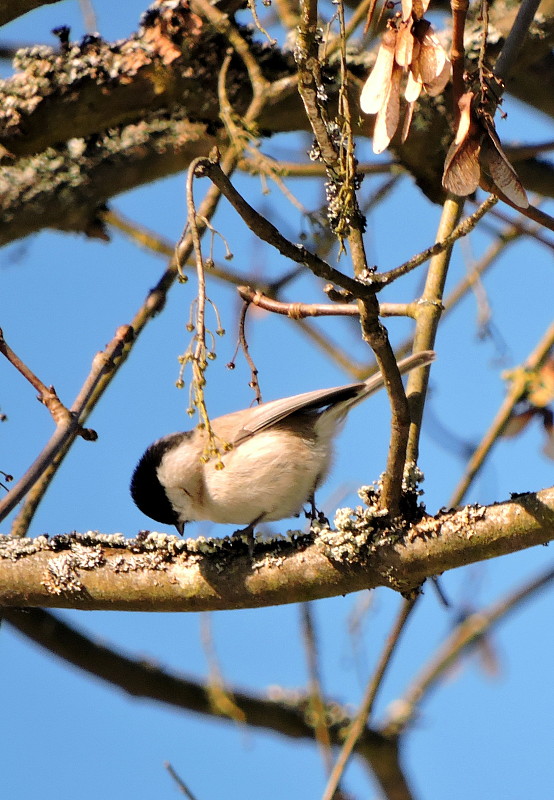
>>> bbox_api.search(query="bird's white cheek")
[156,444,203,522]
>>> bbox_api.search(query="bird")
[130,350,435,540]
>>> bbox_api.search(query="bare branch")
[194,157,370,298]
[0,328,75,428]
[236,286,415,319]
[449,320,554,507]
[323,595,418,800]
[1,486,554,610]
[382,565,554,736]
[0,325,133,524]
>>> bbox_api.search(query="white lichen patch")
[402,462,425,492]
[316,489,388,561]
[0,534,51,560]
[42,543,104,595]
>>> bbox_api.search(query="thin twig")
[165,763,200,800]
[322,595,419,800]
[103,213,375,384]
[237,286,415,319]
[237,300,261,403]
[300,604,334,776]
[3,606,411,797]
[200,613,246,723]
[9,150,240,536]
[104,208,277,289]
[450,0,469,123]
[442,222,522,316]
[191,0,270,98]
[0,329,74,429]
[372,195,498,289]
[381,565,554,736]
[194,158,369,298]
[294,319,370,380]
[480,175,554,233]
[382,213,532,369]
[240,160,396,178]
[326,0,377,56]
[0,326,133,526]
[493,0,542,83]
[449,320,554,507]
[483,206,554,252]
[272,0,300,31]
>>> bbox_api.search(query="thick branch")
[0,114,227,246]
[1,487,553,610]
[0,7,298,159]
[1,5,554,245]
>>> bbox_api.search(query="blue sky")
[1,2,553,799]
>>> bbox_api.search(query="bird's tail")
[318,350,435,431]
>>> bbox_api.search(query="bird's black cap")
[130,433,190,530]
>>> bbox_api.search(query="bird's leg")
[232,515,262,556]
[304,493,329,527]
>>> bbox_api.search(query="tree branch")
[1,486,553,610]
[1,6,554,246]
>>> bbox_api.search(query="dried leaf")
[142,4,203,65]
[373,64,402,154]
[360,29,396,115]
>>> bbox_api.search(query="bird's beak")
[175,521,185,536]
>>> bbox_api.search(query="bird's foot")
[232,518,260,557]
[304,496,329,528]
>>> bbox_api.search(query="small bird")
[130,350,435,539]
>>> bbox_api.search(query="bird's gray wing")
[232,383,365,444]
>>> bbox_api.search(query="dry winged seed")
[503,410,535,438]
[373,64,401,154]
[425,55,451,96]
[360,28,396,115]
[481,119,529,209]
[401,101,415,142]
[404,66,423,103]
[401,0,412,21]
[418,31,447,85]
[542,427,554,460]
[443,135,482,195]
[395,18,414,67]
[443,96,483,195]
[413,0,431,20]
